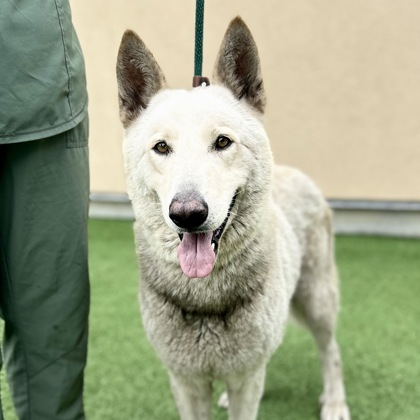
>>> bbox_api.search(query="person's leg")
[0,118,90,420]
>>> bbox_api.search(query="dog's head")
[117,17,273,279]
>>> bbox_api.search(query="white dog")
[116,16,350,420]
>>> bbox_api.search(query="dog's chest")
[141,291,286,377]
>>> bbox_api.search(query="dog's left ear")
[116,30,167,128]
[213,17,266,114]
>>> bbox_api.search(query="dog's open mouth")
[177,194,237,278]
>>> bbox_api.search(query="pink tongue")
[177,232,215,278]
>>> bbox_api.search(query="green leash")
[193,0,210,87]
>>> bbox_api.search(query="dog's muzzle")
[170,193,237,279]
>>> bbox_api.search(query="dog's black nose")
[169,193,208,230]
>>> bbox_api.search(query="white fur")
[117,17,350,420]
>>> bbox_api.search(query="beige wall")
[72,0,420,201]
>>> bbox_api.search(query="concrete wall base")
[89,193,420,238]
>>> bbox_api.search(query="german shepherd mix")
[116,16,350,420]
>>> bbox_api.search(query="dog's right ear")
[116,30,167,128]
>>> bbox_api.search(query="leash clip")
[193,76,210,87]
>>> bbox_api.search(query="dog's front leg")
[169,372,212,420]
[224,365,266,420]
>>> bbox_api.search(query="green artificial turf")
[1,219,419,419]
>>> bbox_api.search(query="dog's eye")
[215,135,232,151]
[153,141,170,155]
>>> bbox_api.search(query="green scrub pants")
[0,118,90,420]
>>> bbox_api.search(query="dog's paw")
[320,400,351,420]
[217,391,229,409]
